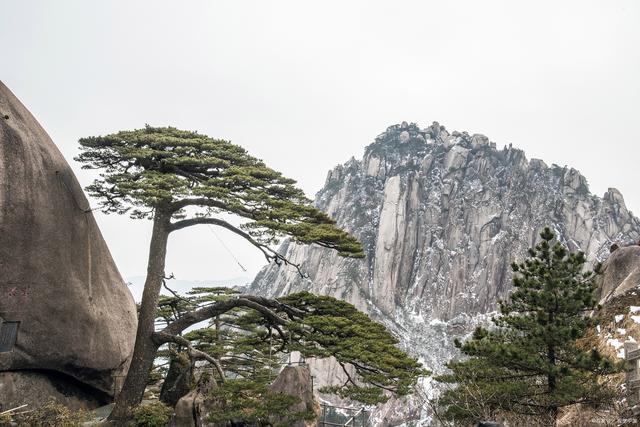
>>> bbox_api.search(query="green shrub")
[132,402,173,427]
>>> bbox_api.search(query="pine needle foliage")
[155,287,425,412]
[436,227,622,425]
[280,292,426,404]
[156,287,281,383]
[206,379,315,427]
[76,126,366,421]
[76,125,364,256]
[157,287,308,426]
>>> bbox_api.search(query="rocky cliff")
[559,245,640,425]
[0,81,137,410]
[251,121,640,424]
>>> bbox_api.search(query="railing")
[624,341,640,416]
[318,403,368,427]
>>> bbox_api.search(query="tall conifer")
[437,227,621,425]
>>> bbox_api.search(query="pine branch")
[153,332,226,382]
[169,216,307,277]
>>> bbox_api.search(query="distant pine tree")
[436,227,622,426]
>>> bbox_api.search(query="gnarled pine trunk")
[109,210,171,422]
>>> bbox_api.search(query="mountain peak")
[253,123,640,424]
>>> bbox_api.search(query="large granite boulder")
[171,366,318,427]
[171,371,219,427]
[557,246,640,425]
[0,81,137,410]
[597,245,640,304]
[268,365,318,427]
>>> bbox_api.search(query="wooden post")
[625,341,640,409]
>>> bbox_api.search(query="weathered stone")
[444,145,469,170]
[0,371,107,412]
[563,167,589,194]
[253,120,640,320]
[171,372,218,427]
[268,366,317,427]
[471,133,490,149]
[597,245,640,304]
[364,153,382,177]
[0,81,137,409]
[423,121,449,143]
[160,352,194,407]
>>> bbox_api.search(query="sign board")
[0,321,19,352]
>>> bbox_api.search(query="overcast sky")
[2,0,639,283]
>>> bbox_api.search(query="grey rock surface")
[0,371,107,411]
[598,245,640,304]
[160,353,194,408]
[0,81,137,409]
[251,121,640,425]
[171,372,219,427]
[268,365,317,427]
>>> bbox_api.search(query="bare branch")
[153,332,226,383]
[339,361,357,387]
[161,296,291,336]
[168,198,255,219]
[168,216,307,277]
[240,294,305,319]
[162,273,191,306]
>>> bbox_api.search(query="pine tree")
[76,126,365,421]
[151,287,425,425]
[154,287,311,426]
[280,291,425,404]
[436,227,622,426]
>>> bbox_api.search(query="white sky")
[1,0,639,282]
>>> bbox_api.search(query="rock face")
[0,371,107,411]
[161,353,194,408]
[171,366,317,427]
[556,246,640,426]
[171,372,219,427]
[0,81,137,410]
[269,365,317,427]
[251,122,640,424]
[597,245,640,304]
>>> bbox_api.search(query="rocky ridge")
[251,121,640,424]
